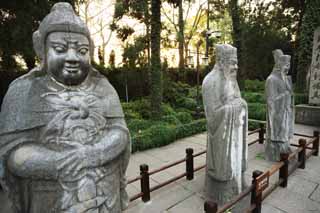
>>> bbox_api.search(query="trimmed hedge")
[248,103,266,121]
[294,93,308,105]
[130,117,264,153]
[244,80,265,92]
[242,92,265,103]
[131,119,207,153]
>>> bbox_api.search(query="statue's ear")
[33,31,43,60]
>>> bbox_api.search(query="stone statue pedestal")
[295,104,320,126]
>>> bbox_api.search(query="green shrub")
[241,92,265,104]
[248,121,260,130]
[122,107,142,120]
[176,119,207,139]
[161,115,181,125]
[176,97,197,111]
[132,130,153,152]
[176,111,193,124]
[294,93,308,105]
[127,119,154,133]
[122,99,151,119]
[130,118,266,152]
[244,80,265,92]
[132,124,176,152]
[248,103,266,120]
[161,103,176,116]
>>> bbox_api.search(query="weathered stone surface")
[202,44,249,212]
[265,49,294,161]
[295,104,320,126]
[309,27,320,105]
[0,3,130,213]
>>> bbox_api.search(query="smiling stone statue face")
[46,32,91,86]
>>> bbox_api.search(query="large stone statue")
[202,44,248,211]
[265,49,294,161]
[0,3,130,213]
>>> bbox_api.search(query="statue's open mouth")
[65,67,80,73]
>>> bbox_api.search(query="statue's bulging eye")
[79,48,89,55]
[53,45,66,53]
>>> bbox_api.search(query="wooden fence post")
[140,164,150,202]
[298,139,306,169]
[259,123,265,144]
[186,148,194,180]
[251,170,263,213]
[279,153,289,187]
[313,131,319,156]
[204,200,218,213]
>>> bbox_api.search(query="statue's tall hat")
[215,44,237,66]
[33,2,93,60]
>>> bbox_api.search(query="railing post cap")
[204,200,218,211]
[140,164,149,171]
[299,138,307,145]
[186,148,194,154]
[252,170,263,178]
[280,152,289,160]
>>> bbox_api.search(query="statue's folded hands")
[56,126,130,180]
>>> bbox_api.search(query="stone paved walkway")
[0,124,319,213]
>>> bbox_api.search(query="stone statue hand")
[56,145,90,181]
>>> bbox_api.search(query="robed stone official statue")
[0,3,130,213]
[265,49,294,161]
[202,44,248,211]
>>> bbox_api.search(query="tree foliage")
[237,0,303,80]
[296,0,320,91]
[0,0,77,70]
[112,0,151,67]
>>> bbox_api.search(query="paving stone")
[286,174,318,198]
[166,193,205,213]
[178,171,206,194]
[310,185,320,203]
[124,184,193,213]
[264,187,320,213]
[262,203,287,213]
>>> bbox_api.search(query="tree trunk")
[178,0,185,72]
[145,3,151,67]
[229,0,243,88]
[150,0,162,118]
[291,1,307,83]
[24,54,36,71]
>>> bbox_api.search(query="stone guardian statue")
[0,3,131,213]
[265,49,294,161]
[202,44,248,211]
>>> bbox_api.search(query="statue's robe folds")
[202,69,248,210]
[265,71,294,161]
[0,68,131,213]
